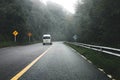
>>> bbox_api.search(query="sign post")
[12,30,19,42]
[27,32,32,42]
[73,35,77,42]
[14,36,16,42]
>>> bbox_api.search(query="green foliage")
[75,0,120,48]
[0,0,32,42]
[0,0,73,43]
[1,0,119,47]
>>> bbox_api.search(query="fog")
[25,0,75,41]
[0,0,120,48]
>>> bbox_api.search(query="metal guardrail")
[67,42,120,57]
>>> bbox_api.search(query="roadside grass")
[65,43,120,80]
[0,41,42,48]
[0,41,17,48]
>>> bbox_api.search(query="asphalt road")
[0,42,110,80]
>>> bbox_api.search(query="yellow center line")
[11,46,52,80]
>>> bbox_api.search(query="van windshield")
[43,37,50,39]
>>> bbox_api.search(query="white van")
[42,34,52,45]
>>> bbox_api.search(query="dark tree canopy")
[74,0,120,48]
[0,0,120,48]
[0,0,72,42]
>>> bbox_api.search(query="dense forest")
[0,0,120,48]
[0,0,73,43]
[75,0,120,47]
[0,0,72,42]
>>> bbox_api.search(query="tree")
[74,0,120,47]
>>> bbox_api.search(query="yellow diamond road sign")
[13,30,18,36]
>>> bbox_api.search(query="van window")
[43,37,50,39]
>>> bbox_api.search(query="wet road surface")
[0,42,110,80]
